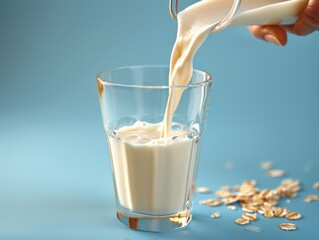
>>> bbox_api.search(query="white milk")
[108,122,199,215]
[161,0,307,136]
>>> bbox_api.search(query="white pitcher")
[170,0,308,33]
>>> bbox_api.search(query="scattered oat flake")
[303,197,312,203]
[304,194,319,203]
[259,206,271,212]
[235,218,250,225]
[286,212,302,220]
[242,205,259,213]
[231,185,241,191]
[261,161,273,169]
[200,199,223,207]
[314,181,319,190]
[267,169,286,177]
[274,208,289,218]
[210,212,220,218]
[220,186,232,191]
[215,189,231,198]
[279,223,297,231]
[259,189,275,200]
[196,187,211,194]
[264,199,278,207]
[264,209,274,218]
[243,179,257,187]
[206,199,223,207]
[199,177,304,230]
[227,205,237,210]
[286,192,298,198]
[242,213,257,221]
[223,195,239,205]
[281,178,300,186]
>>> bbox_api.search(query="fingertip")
[248,25,287,46]
[247,25,264,40]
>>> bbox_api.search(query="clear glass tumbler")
[97,65,212,231]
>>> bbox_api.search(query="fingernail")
[264,35,283,47]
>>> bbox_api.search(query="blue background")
[0,0,318,239]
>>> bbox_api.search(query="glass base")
[116,209,192,232]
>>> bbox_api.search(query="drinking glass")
[97,65,212,231]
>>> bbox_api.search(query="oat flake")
[196,187,211,194]
[286,212,302,220]
[235,218,250,225]
[242,213,257,221]
[279,223,297,231]
[267,169,286,177]
[261,161,273,169]
[210,212,220,218]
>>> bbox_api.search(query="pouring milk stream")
[162,0,308,137]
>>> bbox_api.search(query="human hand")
[248,0,319,46]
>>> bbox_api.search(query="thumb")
[294,0,319,35]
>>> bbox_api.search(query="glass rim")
[96,65,212,89]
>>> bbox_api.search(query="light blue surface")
[0,0,318,239]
